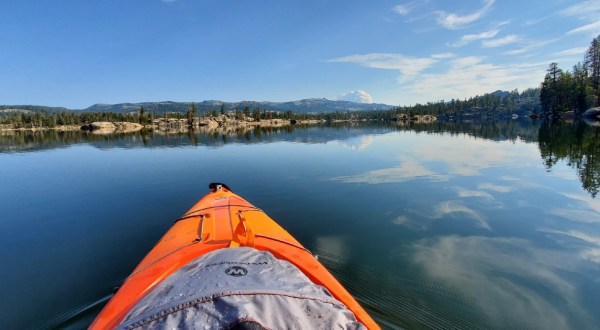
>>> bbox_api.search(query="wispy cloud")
[431,52,455,59]
[504,38,559,56]
[328,53,438,77]
[553,47,588,57]
[393,4,411,16]
[396,56,546,104]
[560,0,600,18]
[482,34,520,48]
[393,5,410,15]
[567,20,600,34]
[525,16,550,26]
[435,0,495,30]
[392,0,425,17]
[450,29,499,47]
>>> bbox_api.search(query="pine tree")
[585,35,600,106]
[187,103,196,126]
[139,106,145,124]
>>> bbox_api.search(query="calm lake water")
[2,120,600,329]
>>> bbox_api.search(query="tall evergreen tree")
[187,103,196,126]
[585,35,600,106]
[139,106,145,124]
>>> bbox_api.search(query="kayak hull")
[90,184,378,329]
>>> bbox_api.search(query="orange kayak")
[90,183,379,329]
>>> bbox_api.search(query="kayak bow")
[90,183,378,329]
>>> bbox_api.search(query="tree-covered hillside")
[394,88,541,118]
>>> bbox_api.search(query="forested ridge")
[0,88,542,129]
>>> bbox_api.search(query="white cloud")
[525,17,550,26]
[431,52,455,59]
[567,20,600,34]
[560,1,600,18]
[328,53,438,77]
[504,48,528,56]
[435,0,495,30]
[482,34,520,48]
[451,56,483,68]
[334,90,373,103]
[553,47,588,57]
[397,56,546,106]
[450,29,499,47]
[329,51,549,103]
[393,4,411,16]
[392,1,423,16]
[504,38,559,56]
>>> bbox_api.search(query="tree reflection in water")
[538,120,600,197]
[3,120,600,198]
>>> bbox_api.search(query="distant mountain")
[83,98,394,114]
[489,90,510,98]
[0,105,71,113]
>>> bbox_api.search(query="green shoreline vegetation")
[2,34,599,131]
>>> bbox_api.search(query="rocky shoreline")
[0,114,326,134]
[0,113,444,134]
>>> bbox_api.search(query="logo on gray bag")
[225,266,248,277]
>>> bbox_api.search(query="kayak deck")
[90,184,378,329]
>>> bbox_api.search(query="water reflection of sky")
[331,131,600,328]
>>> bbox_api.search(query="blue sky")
[1,0,599,109]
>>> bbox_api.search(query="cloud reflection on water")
[456,187,495,200]
[411,235,593,328]
[333,132,541,184]
[392,199,492,231]
[329,135,374,151]
[333,158,449,184]
[542,229,600,264]
[478,182,512,193]
[431,200,491,230]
